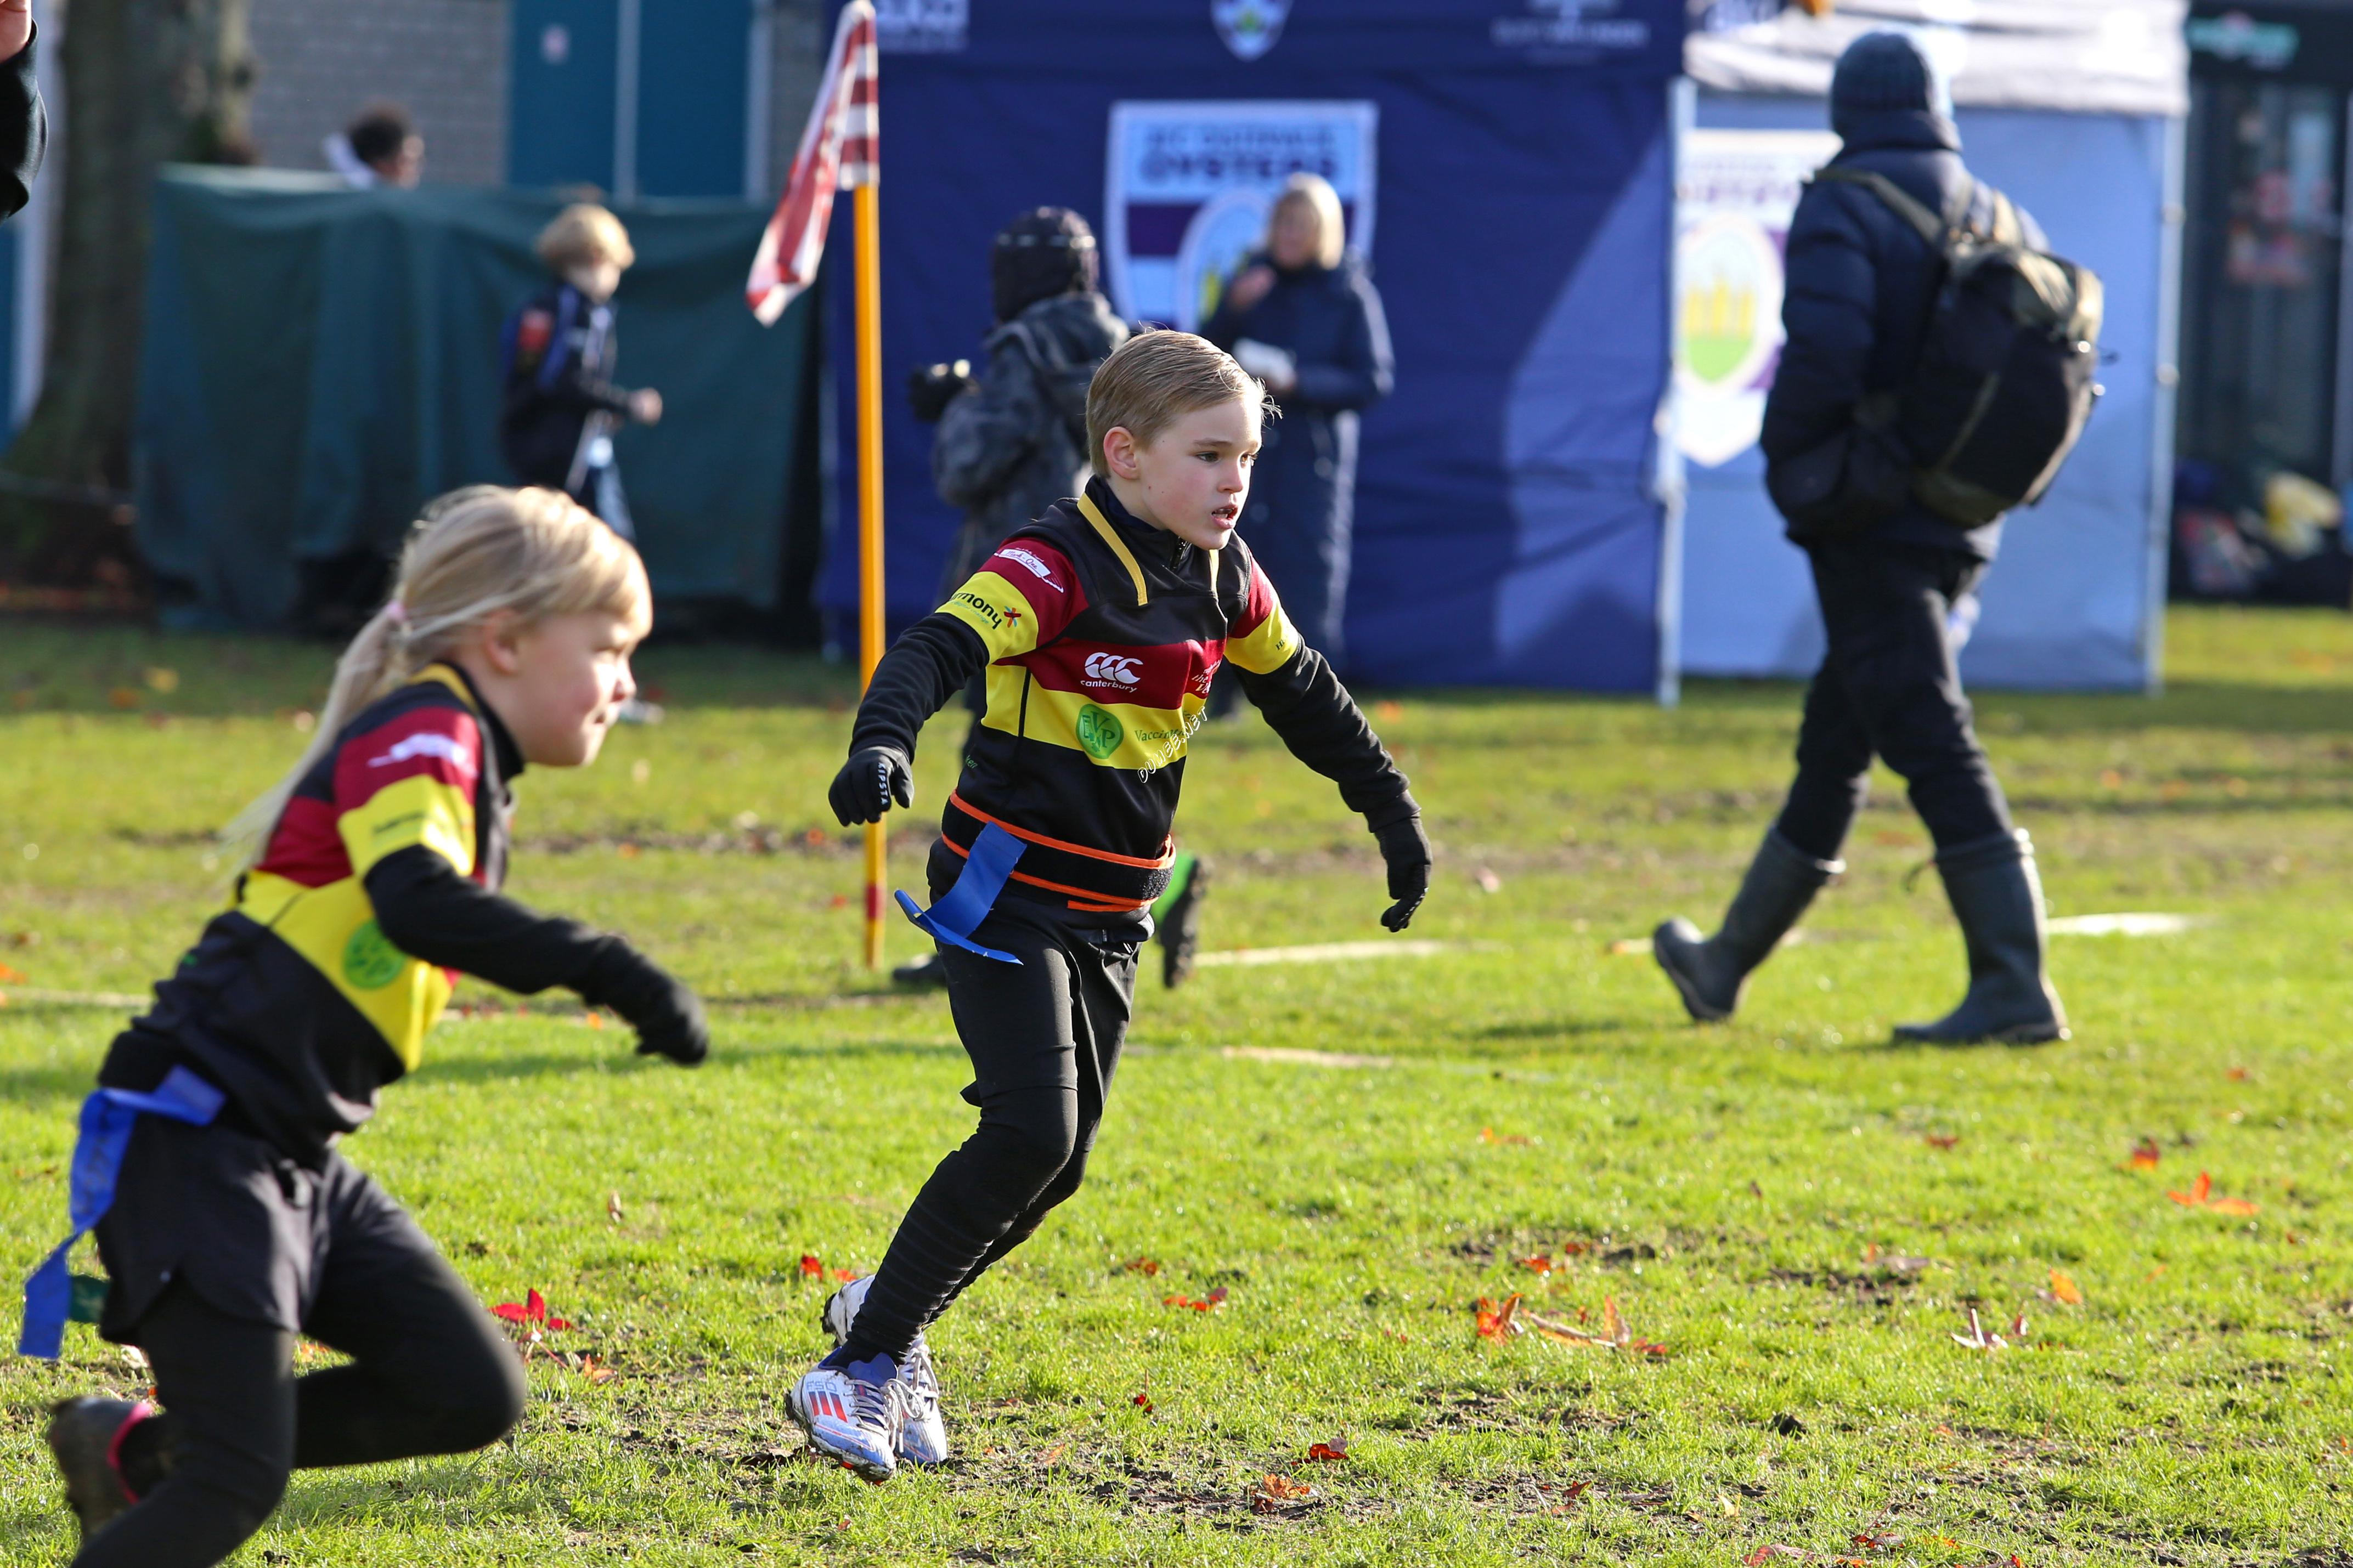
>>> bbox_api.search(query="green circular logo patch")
[341,920,407,990]
[1075,704,1124,761]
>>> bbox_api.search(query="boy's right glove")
[1373,813,1432,932]
[830,745,915,826]
[579,941,709,1066]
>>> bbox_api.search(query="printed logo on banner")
[1211,0,1291,61]
[1673,128,1839,469]
[1492,0,1653,57]
[876,0,967,53]
[1103,101,1379,331]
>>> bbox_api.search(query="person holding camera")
[1652,31,2068,1046]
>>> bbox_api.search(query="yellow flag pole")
[854,179,887,971]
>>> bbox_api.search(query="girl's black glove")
[579,941,709,1066]
[830,745,914,826]
[1373,814,1432,932]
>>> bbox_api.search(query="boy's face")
[1105,398,1260,551]
[465,610,642,768]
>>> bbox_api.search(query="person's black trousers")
[77,1120,526,1567]
[842,895,1139,1364]
[1772,539,2014,862]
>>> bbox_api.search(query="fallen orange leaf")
[2167,1172,2213,1207]
[2226,1066,2250,1081]
[1131,1391,1154,1413]
[1924,1132,1960,1150]
[1475,1294,1522,1340]
[2128,1137,2161,1171]
[1124,1256,1161,1276]
[1517,1254,1554,1273]
[1306,1439,1348,1462]
[2049,1269,2084,1306]
[799,1254,823,1277]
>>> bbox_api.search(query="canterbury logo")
[1084,653,1142,687]
[368,732,469,768]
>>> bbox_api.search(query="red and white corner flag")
[747,0,878,326]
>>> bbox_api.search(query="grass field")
[3,605,2352,1566]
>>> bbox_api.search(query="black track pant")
[842,896,1139,1363]
[76,1128,526,1567]
[1773,540,2013,862]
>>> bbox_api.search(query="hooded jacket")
[1760,85,2046,561]
[932,290,1130,588]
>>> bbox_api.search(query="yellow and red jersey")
[109,665,520,1157]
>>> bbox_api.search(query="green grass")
[4,604,2353,1565]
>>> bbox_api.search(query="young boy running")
[29,488,708,1565]
[789,330,1432,1479]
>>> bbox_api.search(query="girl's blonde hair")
[1267,173,1347,270]
[536,202,635,273]
[224,486,651,868]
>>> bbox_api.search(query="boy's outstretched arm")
[831,537,1081,824]
[1223,562,1429,932]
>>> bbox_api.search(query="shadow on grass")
[1465,1017,1648,1042]
[413,1037,963,1088]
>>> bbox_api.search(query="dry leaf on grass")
[2047,1269,2084,1306]
[1161,1286,1228,1312]
[2168,1170,2260,1216]
[1251,1474,1316,1514]
[1306,1438,1349,1462]
[1520,1294,1668,1356]
[1123,1256,1161,1276]
[1480,1127,1532,1145]
[1950,1305,2007,1353]
[1923,1133,1961,1150]
[2128,1137,2162,1171]
[1475,1294,1521,1340]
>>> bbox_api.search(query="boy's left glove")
[1372,813,1432,932]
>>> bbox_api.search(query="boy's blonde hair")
[536,203,635,273]
[1085,330,1274,478]
[1268,173,1347,270]
[225,486,651,868]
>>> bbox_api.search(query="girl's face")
[464,610,642,768]
[1104,398,1260,551]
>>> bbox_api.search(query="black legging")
[1774,539,2013,861]
[76,1252,524,1565]
[842,897,1138,1364]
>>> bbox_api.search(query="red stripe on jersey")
[979,539,1085,645]
[333,706,482,813]
[251,794,351,888]
[1016,637,1217,710]
[1233,556,1279,641]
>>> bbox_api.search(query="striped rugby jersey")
[928,483,1306,914]
[119,665,518,1151]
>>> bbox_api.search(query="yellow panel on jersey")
[1226,579,1305,674]
[237,870,453,1071]
[980,665,1208,772]
[340,772,477,880]
[938,570,1047,663]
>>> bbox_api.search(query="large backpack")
[1814,167,2105,529]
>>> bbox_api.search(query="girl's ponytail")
[221,599,412,870]
[220,486,649,873]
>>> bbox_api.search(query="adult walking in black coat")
[1202,174,1392,666]
[1653,31,2066,1045]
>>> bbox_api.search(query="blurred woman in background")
[1201,173,1392,670]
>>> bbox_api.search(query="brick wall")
[246,0,512,187]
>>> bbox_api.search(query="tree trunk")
[0,0,253,583]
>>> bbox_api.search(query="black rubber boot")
[1153,853,1210,989]
[1653,830,1842,1022]
[1894,828,2068,1045]
[46,1396,157,1542]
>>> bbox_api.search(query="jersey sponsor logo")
[1082,652,1143,688]
[953,590,1005,630]
[369,732,470,769]
[1075,704,1125,761]
[341,919,408,989]
[996,546,1059,583]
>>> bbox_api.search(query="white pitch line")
[1193,939,1451,969]
[1221,1045,1398,1069]
[0,988,149,1009]
[2046,913,2207,938]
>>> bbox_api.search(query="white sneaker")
[787,1352,905,1482]
[823,1276,950,1465]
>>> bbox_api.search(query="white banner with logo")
[1673,127,1837,468]
[1103,100,1379,331]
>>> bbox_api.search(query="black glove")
[907,360,975,423]
[830,745,914,827]
[1372,814,1432,932]
[578,940,708,1066]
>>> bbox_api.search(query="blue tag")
[19,1066,224,1359]
[895,822,1027,965]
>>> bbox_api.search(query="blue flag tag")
[895,822,1027,965]
[20,1066,224,1359]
